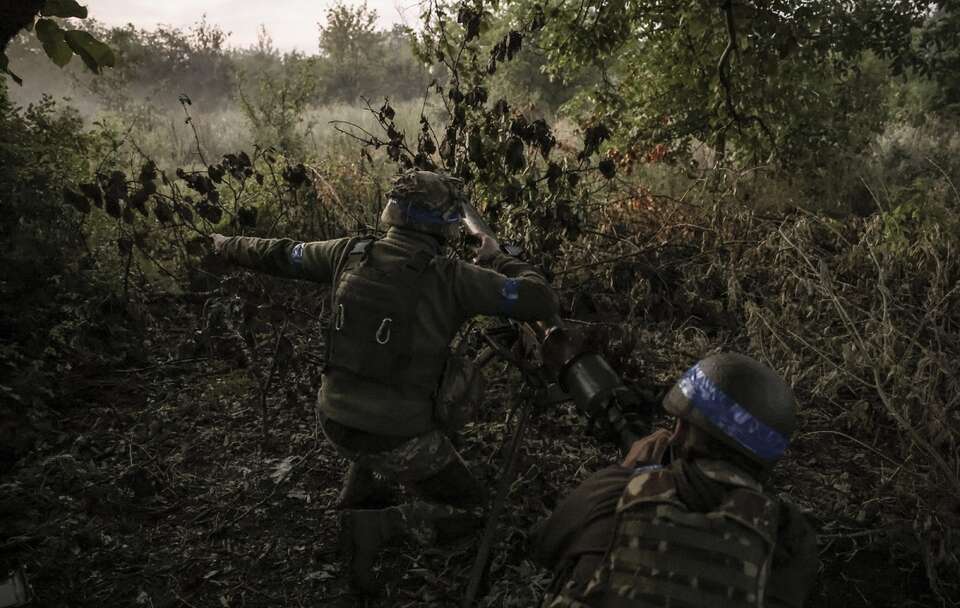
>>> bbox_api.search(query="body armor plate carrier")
[550,462,780,608]
[326,238,442,389]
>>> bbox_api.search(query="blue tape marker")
[390,199,463,225]
[633,464,664,475]
[678,363,789,461]
[498,278,520,315]
[290,242,305,268]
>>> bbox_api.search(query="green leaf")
[597,159,616,179]
[41,0,88,19]
[35,19,73,67]
[63,187,91,214]
[35,18,63,44]
[64,30,115,73]
[43,38,73,67]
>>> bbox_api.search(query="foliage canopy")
[1,0,114,85]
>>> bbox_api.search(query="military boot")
[338,507,405,594]
[336,462,397,509]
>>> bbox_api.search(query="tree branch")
[716,1,777,156]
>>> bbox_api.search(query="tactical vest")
[547,462,780,608]
[326,238,445,389]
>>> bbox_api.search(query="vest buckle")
[376,318,393,345]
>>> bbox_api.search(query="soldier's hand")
[472,234,500,264]
[621,428,673,468]
[210,233,228,254]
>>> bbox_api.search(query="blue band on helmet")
[498,278,520,315]
[633,464,663,475]
[390,199,462,225]
[290,242,305,268]
[678,363,789,461]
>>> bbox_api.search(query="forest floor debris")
[2,203,957,607]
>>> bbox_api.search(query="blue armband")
[498,278,520,315]
[290,242,305,269]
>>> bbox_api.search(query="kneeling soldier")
[532,353,819,608]
[212,170,559,591]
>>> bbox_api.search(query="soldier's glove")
[470,234,500,265]
[210,233,228,254]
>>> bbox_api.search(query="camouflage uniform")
[216,171,559,575]
[533,354,819,607]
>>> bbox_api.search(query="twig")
[818,527,909,540]
[329,120,383,144]
[925,156,960,204]
[116,357,211,374]
[259,318,290,444]
[797,430,903,467]
[307,165,371,230]
[179,95,209,167]
[716,1,776,156]
[462,393,532,608]
[778,227,960,496]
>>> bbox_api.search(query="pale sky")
[88,0,419,52]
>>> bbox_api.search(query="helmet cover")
[381,170,465,238]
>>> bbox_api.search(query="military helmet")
[381,170,465,239]
[662,353,797,467]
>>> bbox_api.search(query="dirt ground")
[0,291,945,608]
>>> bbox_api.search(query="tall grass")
[81,98,433,175]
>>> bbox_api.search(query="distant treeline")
[5,3,432,112]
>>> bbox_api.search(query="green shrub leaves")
[2,0,113,83]
[35,19,73,67]
[63,30,116,73]
[41,0,88,19]
[62,187,91,214]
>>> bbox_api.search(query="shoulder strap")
[617,466,686,511]
[342,237,375,272]
[716,487,780,545]
[331,237,376,293]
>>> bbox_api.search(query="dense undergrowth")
[2,1,960,606]
[2,85,958,606]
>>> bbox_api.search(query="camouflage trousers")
[322,418,485,545]
[342,427,461,482]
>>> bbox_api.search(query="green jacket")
[220,227,559,436]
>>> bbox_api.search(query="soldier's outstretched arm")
[454,252,560,322]
[211,234,350,283]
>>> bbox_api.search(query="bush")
[0,85,136,470]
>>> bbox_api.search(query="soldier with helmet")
[532,352,819,607]
[211,169,559,592]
